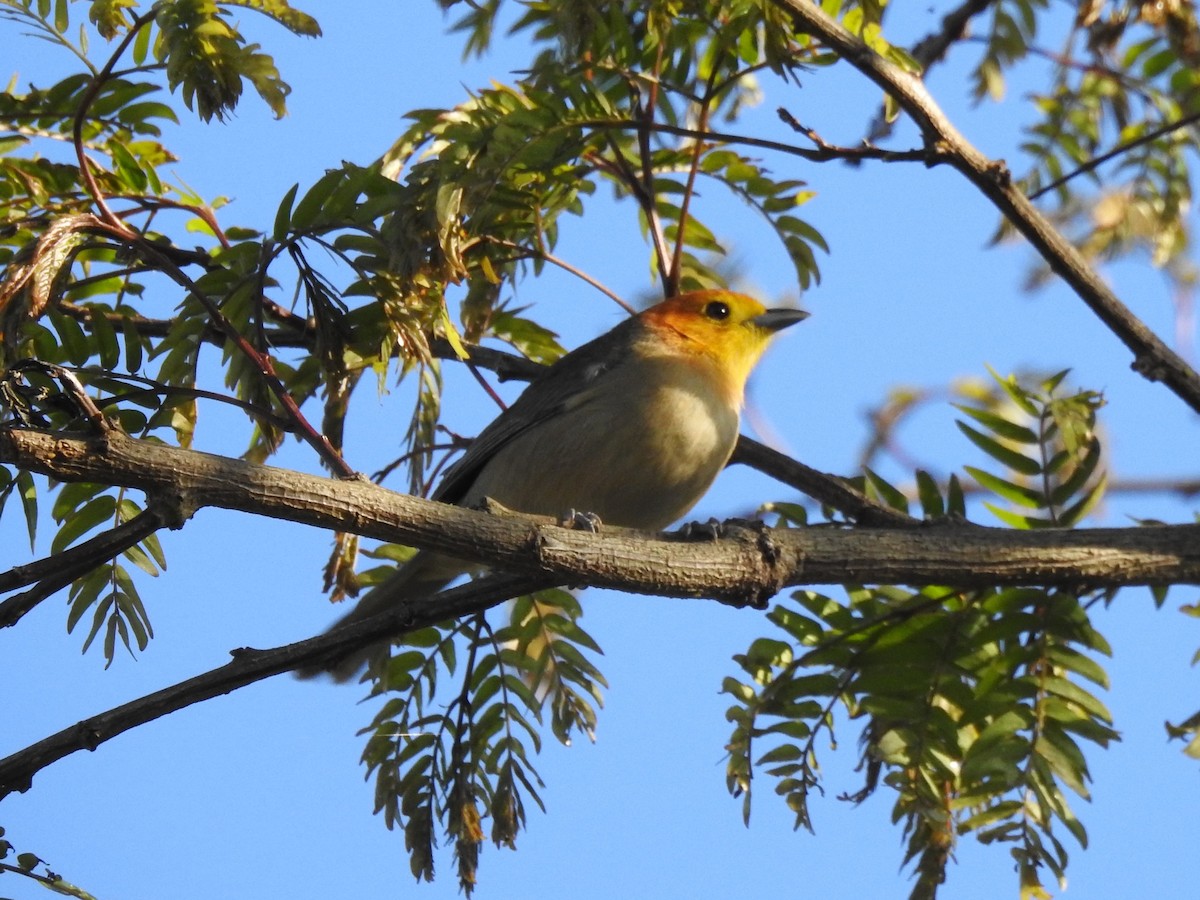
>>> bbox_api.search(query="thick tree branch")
[770,0,1200,415]
[3,426,1199,798]
[3,427,1199,595]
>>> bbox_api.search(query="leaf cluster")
[359,587,604,895]
[727,372,1120,898]
[971,0,1200,286]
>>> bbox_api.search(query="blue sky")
[2,3,1199,899]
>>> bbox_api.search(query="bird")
[303,289,808,681]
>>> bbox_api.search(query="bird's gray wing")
[432,317,638,505]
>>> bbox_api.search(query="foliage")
[359,587,603,892]
[727,372,1117,899]
[1,0,1198,897]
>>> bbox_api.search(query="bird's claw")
[682,517,725,541]
[560,509,603,532]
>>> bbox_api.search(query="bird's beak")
[753,308,810,332]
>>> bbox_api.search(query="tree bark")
[3,426,1198,595]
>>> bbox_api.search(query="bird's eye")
[704,300,730,320]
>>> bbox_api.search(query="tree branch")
[770,0,1200,415]
[4,426,1199,796]
[61,301,543,385]
[730,436,918,527]
[3,427,1198,595]
[581,116,939,165]
[0,571,553,799]
[0,497,183,628]
[910,0,997,70]
[1028,109,1200,200]
[49,307,890,522]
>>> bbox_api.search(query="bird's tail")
[295,551,464,683]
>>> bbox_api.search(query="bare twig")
[777,109,934,164]
[132,244,357,477]
[63,366,298,433]
[668,67,722,293]
[486,238,635,314]
[583,117,940,165]
[911,0,998,70]
[636,50,674,291]
[1028,110,1200,200]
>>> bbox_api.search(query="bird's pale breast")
[462,354,740,531]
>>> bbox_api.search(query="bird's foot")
[681,517,725,541]
[681,516,765,541]
[559,509,603,532]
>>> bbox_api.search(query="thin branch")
[114,194,232,249]
[770,0,1200,415]
[66,366,298,433]
[59,300,541,380]
[910,0,998,70]
[1028,109,1200,200]
[0,571,553,798]
[583,116,939,165]
[0,498,183,628]
[132,243,357,478]
[463,356,509,412]
[776,109,933,164]
[486,238,635,314]
[0,861,99,900]
[70,8,157,236]
[6,360,109,427]
[730,436,919,527]
[636,50,674,290]
[58,301,312,348]
[668,68,722,293]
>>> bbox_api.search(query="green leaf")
[273,182,299,240]
[17,470,38,549]
[957,420,1042,476]
[862,466,908,512]
[954,404,1039,444]
[290,167,350,229]
[914,470,944,519]
[1056,472,1107,528]
[52,494,116,554]
[1048,438,1101,509]
[222,0,322,37]
[965,466,1044,509]
[982,501,1038,529]
[88,306,121,369]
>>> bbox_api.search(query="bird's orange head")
[638,290,808,400]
